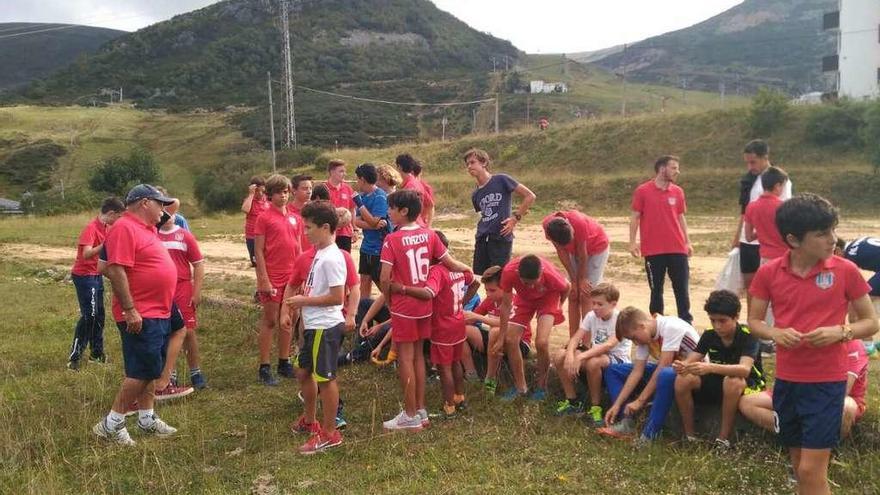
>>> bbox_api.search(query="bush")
[863,100,880,174]
[88,147,161,196]
[20,186,103,215]
[0,140,67,190]
[276,146,321,168]
[748,88,789,137]
[804,102,865,148]
[194,171,245,213]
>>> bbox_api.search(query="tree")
[88,147,161,196]
[863,100,880,174]
[748,88,789,137]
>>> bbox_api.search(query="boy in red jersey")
[324,160,357,252]
[253,174,303,386]
[241,176,268,267]
[396,153,433,227]
[543,210,610,337]
[289,174,314,250]
[389,231,480,418]
[743,166,789,262]
[495,254,570,401]
[748,194,877,494]
[67,197,124,370]
[379,190,471,431]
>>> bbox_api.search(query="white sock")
[138,409,155,425]
[106,410,125,429]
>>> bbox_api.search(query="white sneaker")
[93,420,136,446]
[417,408,430,428]
[137,416,178,438]
[382,410,423,431]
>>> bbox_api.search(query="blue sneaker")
[190,372,207,390]
[259,367,278,386]
[277,361,294,378]
[335,413,348,430]
[529,388,547,402]
[500,388,527,402]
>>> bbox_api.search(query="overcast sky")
[0,0,743,52]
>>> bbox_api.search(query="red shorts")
[509,295,563,342]
[430,341,463,366]
[391,314,430,343]
[174,280,198,330]
[853,397,867,422]
[258,284,285,305]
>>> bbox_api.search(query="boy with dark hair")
[284,201,348,454]
[289,174,314,250]
[324,159,356,252]
[542,210,610,337]
[380,189,471,431]
[353,163,389,297]
[389,231,480,418]
[747,193,877,493]
[673,290,765,449]
[242,176,269,267]
[253,174,303,385]
[495,254,570,401]
[68,197,125,370]
[598,306,700,444]
[396,154,434,227]
[744,166,789,262]
[553,283,630,425]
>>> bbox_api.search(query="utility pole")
[267,71,277,172]
[280,0,297,149]
[621,44,628,117]
[525,94,530,127]
[441,115,448,142]
[494,94,500,134]
[680,77,688,103]
[119,87,123,103]
[472,108,477,134]
[491,57,497,73]
[504,55,509,72]
[719,81,726,107]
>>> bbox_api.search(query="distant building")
[823,0,880,99]
[529,80,568,94]
[0,197,22,214]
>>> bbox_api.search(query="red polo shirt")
[71,216,108,276]
[324,180,356,238]
[401,174,431,227]
[500,256,569,301]
[105,212,177,321]
[253,205,303,287]
[157,225,204,281]
[542,210,609,255]
[244,197,270,239]
[749,254,870,382]
[631,180,687,256]
[743,193,787,260]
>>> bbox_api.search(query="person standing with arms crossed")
[629,155,694,324]
[324,160,357,252]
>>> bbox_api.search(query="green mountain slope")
[0,23,125,90]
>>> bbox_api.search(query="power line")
[0,24,84,40]
[295,85,496,107]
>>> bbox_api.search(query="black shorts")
[692,374,724,404]
[478,327,529,359]
[473,234,513,275]
[246,238,256,267]
[170,303,186,333]
[358,252,382,284]
[739,243,760,275]
[773,379,846,449]
[335,236,352,253]
[296,323,344,382]
[117,318,170,380]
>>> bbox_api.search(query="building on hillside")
[0,197,22,214]
[822,0,880,100]
[529,80,568,94]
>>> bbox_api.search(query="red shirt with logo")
[542,210,609,255]
[244,197,271,239]
[380,225,448,318]
[749,254,870,382]
[157,225,204,281]
[324,181,356,238]
[288,246,357,289]
[426,265,474,345]
[288,203,312,251]
[631,180,688,256]
[105,212,177,321]
[744,193,787,260]
[72,217,108,276]
[254,205,303,287]
[474,297,532,344]
[401,174,431,227]
[500,256,569,303]
[846,339,868,412]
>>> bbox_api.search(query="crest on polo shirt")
[815,272,834,290]
[175,233,184,241]
[289,216,297,226]
[668,197,677,206]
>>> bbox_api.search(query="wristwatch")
[512,212,522,221]
[842,324,854,341]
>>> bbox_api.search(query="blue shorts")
[170,303,185,333]
[868,272,880,297]
[117,318,170,380]
[773,379,846,450]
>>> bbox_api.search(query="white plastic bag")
[715,247,743,295]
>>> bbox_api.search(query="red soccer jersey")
[253,205,303,287]
[288,203,312,251]
[474,297,532,344]
[426,265,474,345]
[380,224,448,318]
[744,193,787,260]
[749,254,870,382]
[542,210,609,256]
[105,212,177,321]
[157,225,204,281]
[631,180,688,256]
[500,256,569,301]
[846,340,868,410]
[244,197,271,239]
[401,174,431,227]
[325,180,356,238]
[71,217,108,276]
[288,246,358,289]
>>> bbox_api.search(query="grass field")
[2,212,880,494]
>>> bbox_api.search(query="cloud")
[0,0,222,32]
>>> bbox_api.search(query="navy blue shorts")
[170,303,185,333]
[868,272,880,297]
[773,379,846,449]
[117,318,170,380]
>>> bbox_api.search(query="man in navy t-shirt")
[465,148,536,275]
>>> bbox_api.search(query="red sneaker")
[290,415,321,435]
[299,429,343,455]
[154,383,195,402]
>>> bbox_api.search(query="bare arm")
[287,285,345,307]
[254,235,271,292]
[105,264,142,333]
[241,192,255,214]
[609,359,647,412]
[191,262,205,305]
[513,183,536,217]
[390,283,432,300]
[629,211,641,257]
[679,214,693,256]
[731,215,744,249]
[577,334,622,361]
[743,220,757,243]
[379,263,392,303]
[81,243,104,260]
[440,253,472,274]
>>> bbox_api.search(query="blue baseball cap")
[125,184,175,206]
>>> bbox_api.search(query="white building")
[823,0,880,99]
[529,80,568,94]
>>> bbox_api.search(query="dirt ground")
[3,215,876,347]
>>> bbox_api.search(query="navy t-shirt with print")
[471,174,518,239]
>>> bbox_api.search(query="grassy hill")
[594,0,836,95]
[0,23,125,91]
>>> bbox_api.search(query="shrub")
[748,88,789,137]
[804,102,865,148]
[20,186,103,215]
[193,171,244,213]
[0,140,67,190]
[88,147,161,196]
[863,100,880,174]
[276,146,321,168]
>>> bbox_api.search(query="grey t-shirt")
[471,173,518,239]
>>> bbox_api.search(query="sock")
[106,410,126,429]
[170,370,178,382]
[259,363,270,371]
[138,409,155,425]
[189,367,201,377]
[278,358,290,367]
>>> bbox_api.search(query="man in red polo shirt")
[67,197,124,370]
[629,155,694,323]
[92,184,179,446]
[324,160,356,252]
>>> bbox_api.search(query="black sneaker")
[67,360,81,371]
[259,367,278,386]
[277,361,294,378]
[88,354,107,364]
[191,372,208,390]
[337,352,354,367]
